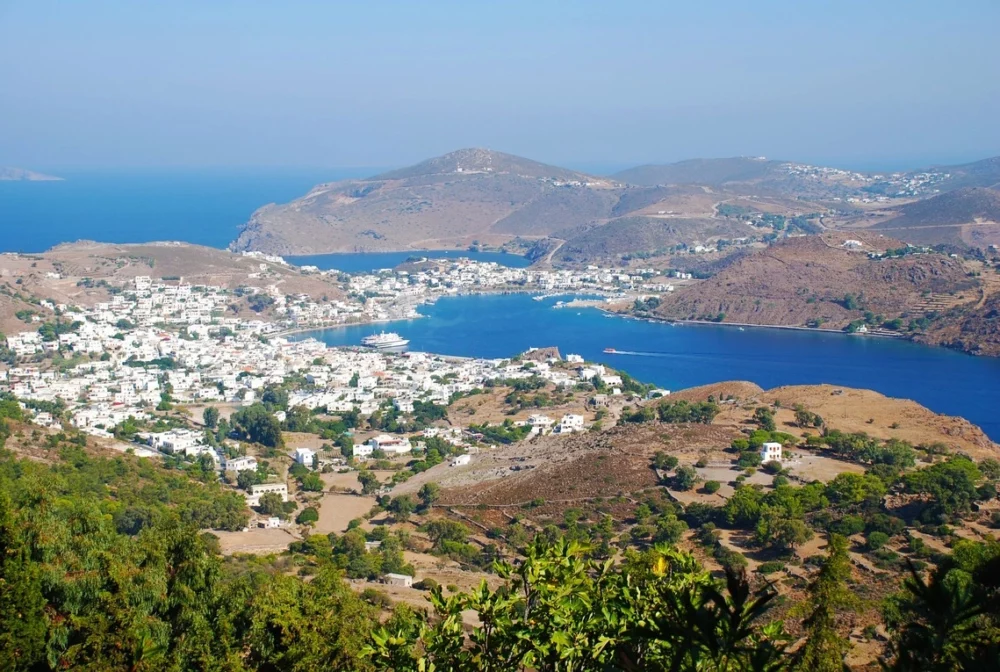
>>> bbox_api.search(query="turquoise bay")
[295,293,1000,442]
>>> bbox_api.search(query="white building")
[381,573,413,587]
[247,482,288,506]
[294,447,316,467]
[224,455,258,472]
[555,414,585,434]
[451,454,471,467]
[760,442,783,464]
[367,434,412,455]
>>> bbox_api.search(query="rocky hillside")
[232,150,1000,259]
[870,187,1000,247]
[230,150,816,258]
[231,149,626,255]
[651,234,979,329]
[917,292,1000,357]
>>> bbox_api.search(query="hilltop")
[231,148,624,255]
[0,166,62,181]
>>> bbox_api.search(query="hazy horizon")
[2,1,999,171]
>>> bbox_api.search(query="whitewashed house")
[294,447,316,467]
[760,442,784,464]
[367,434,412,455]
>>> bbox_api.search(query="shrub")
[757,561,785,575]
[295,507,319,525]
[866,531,890,551]
[412,578,438,591]
[702,480,721,494]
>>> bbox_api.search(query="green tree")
[388,495,416,523]
[300,472,324,492]
[296,507,320,525]
[358,470,380,495]
[754,407,776,432]
[258,491,284,516]
[673,465,699,491]
[202,406,220,429]
[0,490,47,670]
[231,403,284,448]
[793,534,855,671]
[418,482,441,510]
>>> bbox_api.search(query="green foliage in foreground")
[366,538,791,671]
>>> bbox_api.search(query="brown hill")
[231,148,625,255]
[231,151,806,258]
[928,156,1000,190]
[613,157,786,187]
[871,187,1000,247]
[917,292,1000,357]
[651,234,979,329]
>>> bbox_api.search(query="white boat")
[361,331,409,349]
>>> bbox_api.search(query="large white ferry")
[361,331,410,349]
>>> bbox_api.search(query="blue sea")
[0,168,371,253]
[297,293,1000,441]
[4,171,1000,440]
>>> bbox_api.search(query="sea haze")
[296,293,1000,442]
[0,168,373,253]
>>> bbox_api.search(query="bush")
[762,460,783,475]
[757,561,785,575]
[412,578,438,591]
[295,507,319,525]
[702,480,721,494]
[866,531,890,551]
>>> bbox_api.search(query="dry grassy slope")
[652,234,978,328]
[426,380,998,512]
[869,187,1000,247]
[434,423,739,508]
[671,382,997,461]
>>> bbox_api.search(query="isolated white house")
[760,442,784,464]
[294,447,316,466]
[451,454,471,467]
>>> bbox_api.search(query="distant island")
[0,166,63,181]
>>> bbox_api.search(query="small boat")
[738,327,745,332]
[603,347,617,354]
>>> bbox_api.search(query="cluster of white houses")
[0,260,691,530]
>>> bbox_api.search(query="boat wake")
[604,349,675,358]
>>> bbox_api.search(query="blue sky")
[1,0,998,171]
